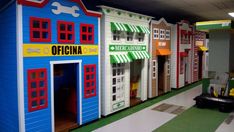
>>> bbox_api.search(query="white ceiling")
[91,0,234,23]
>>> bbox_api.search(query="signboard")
[112,101,125,111]
[196,20,233,31]
[195,41,204,46]
[23,44,98,57]
[109,45,146,52]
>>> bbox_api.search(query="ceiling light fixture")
[228,12,234,17]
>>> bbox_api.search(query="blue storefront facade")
[19,0,101,131]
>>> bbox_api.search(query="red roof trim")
[17,0,49,8]
[70,0,102,18]
[18,0,101,17]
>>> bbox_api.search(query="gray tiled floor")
[94,84,202,132]
[216,112,234,132]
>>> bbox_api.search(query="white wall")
[170,25,177,88]
[229,31,234,72]
[209,30,230,73]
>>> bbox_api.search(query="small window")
[113,78,116,85]
[126,32,133,42]
[137,33,144,42]
[152,60,157,79]
[112,30,121,41]
[112,95,116,101]
[181,30,188,44]
[30,17,51,42]
[153,28,159,39]
[84,64,96,98]
[111,63,125,105]
[160,29,165,40]
[113,86,116,93]
[28,68,48,112]
[167,58,170,75]
[165,30,170,40]
[57,21,75,43]
[80,23,94,44]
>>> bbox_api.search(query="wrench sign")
[51,2,80,17]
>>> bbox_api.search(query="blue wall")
[23,0,99,44]
[0,2,19,131]
[22,0,99,131]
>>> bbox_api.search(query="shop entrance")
[158,56,166,95]
[130,60,142,106]
[53,63,79,131]
[198,51,203,80]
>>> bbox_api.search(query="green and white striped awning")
[111,22,128,32]
[138,26,150,34]
[110,54,132,64]
[111,22,150,34]
[125,24,140,33]
[128,51,150,60]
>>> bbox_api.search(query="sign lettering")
[23,44,98,57]
[109,45,146,52]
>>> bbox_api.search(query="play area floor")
[72,81,234,132]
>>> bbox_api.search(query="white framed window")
[165,30,170,40]
[112,63,125,103]
[160,29,165,40]
[126,32,134,42]
[137,32,145,42]
[112,30,121,41]
[153,28,159,40]
[167,58,170,75]
[152,60,157,79]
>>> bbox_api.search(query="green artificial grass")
[72,81,203,132]
[154,107,229,132]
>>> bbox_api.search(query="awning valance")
[125,24,140,33]
[128,51,150,60]
[156,49,171,56]
[198,46,208,51]
[110,54,132,64]
[111,22,150,34]
[138,26,150,34]
[111,22,128,32]
[180,52,188,57]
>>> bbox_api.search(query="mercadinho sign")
[109,45,146,52]
[23,44,98,57]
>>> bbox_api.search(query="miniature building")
[171,20,195,88]
[99,6,152,116]
[0,0,101,131]
[149,18,172,98]
[193,31,208,81]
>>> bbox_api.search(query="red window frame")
[30,17,51,42]
[57,21,75,43]
[80,23,94,44]
[27,68,48,112]
[84,64,96,98]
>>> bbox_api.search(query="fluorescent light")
[228,12,234,17]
